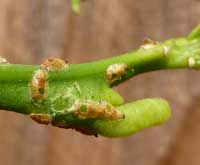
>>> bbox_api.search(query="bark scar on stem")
[41,58,68,71]
[30,68,48,101]
[73,100,125,120]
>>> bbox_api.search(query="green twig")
[71,0,81,14]
[0,25,200,137]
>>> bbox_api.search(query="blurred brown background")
[0,0,200,164]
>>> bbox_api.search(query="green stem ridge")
[0,25,200,137]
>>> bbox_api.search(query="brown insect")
[106,63,130,85]
[30,69,48,101]
[73,100,125,120]
[41,58,68,71]
[30,113,52,125]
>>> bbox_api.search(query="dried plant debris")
[30,69,48,101]
[41,58,68,71]
[73,100,125,120]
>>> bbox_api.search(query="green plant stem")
[1,38,200,82]
[0,25,200,137]
[71,0,81,14]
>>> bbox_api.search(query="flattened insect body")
[30,69,48,101]
[140,38,159,49]
[41,58,68,71]
[73,100,125,120]
[106,63,133,85]
[30,113,52,125]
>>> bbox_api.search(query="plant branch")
[0,25,200,137]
